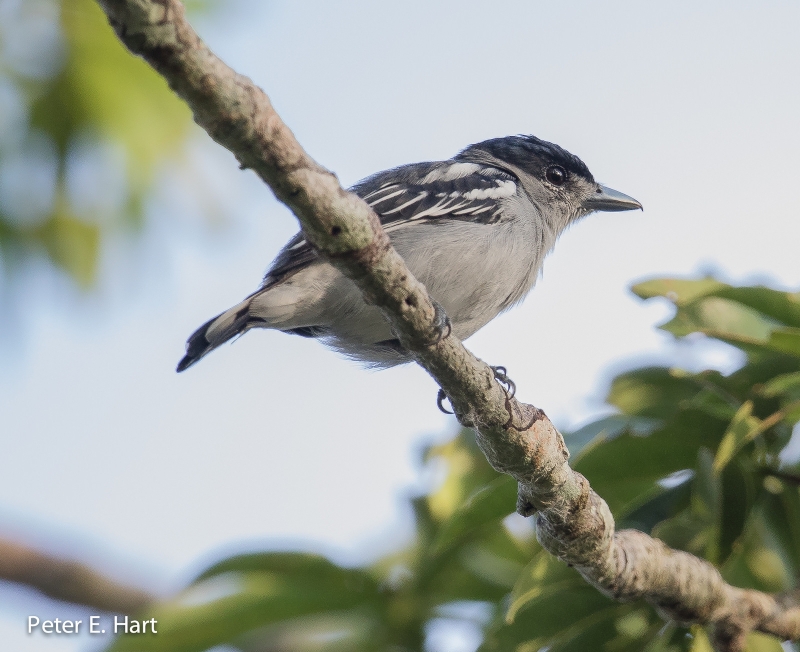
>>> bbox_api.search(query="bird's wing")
[355,161,518,228]
[264,161,519,285]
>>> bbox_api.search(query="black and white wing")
[264,161,519,285]
[355,161,518,228]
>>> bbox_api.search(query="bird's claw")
[421,300,451,348]
[436,365,515,416]
[437,389,454,414]
[491,365,516,399]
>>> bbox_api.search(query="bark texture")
[83,1,800,648]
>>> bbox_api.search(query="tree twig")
[0,538,154,614]
[91,1,800,648]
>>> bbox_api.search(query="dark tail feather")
[176,301,254,372]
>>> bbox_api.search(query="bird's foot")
[491,366,541,431]
[420,300,451,348]
[436,389,453,414]
[436,365,516,416]
[491,365,516,399]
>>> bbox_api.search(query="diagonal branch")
[0,538,154,614]
[93,1,800,648]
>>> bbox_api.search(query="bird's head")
[457,135,641,229]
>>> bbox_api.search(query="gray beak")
[583,184,642,212]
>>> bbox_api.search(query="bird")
[177,135,641,372]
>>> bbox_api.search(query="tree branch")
[0,538,154,614]
[93,0,800,648]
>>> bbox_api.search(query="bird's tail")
[176,296,258,372]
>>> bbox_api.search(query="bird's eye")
[545,165,568,186]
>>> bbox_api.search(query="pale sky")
[2,1,799,650]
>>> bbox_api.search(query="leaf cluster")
[103,276,800,652]
[0,0,196,286]
[491,279,800,652]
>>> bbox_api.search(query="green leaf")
[633,278,800,329]
[683,387,739,421]
[633,275,800,359]
[758,485,800,577]
[428,475,517,557]
[456,538,528,590]
[488,579,616,650]
[566,415,662,459]
[694,448,722,562]
[506,553,583,624]
[606,367,703,419]
[107,553,381,652]
[108,572,377,652]
[34,202,100,286]
[652,293,800,359]
[493,600,654,652]
[618,476,693,534]
[713,402,762,474]
[745,631,786,652]
[32,0,192,175]
[417,521,534,606]
[652,449,722,560]
[660,297,775,341]
[576,410,727,514]
[423,429,503,525]
[551,607,654,652]
[234,609,385,652]
[718,460,757,563]
[505,558,658,651]
[632,277,726,304]
[652,509,709,558]
[693,449,720,521]
[688,626,714,652]
[765,329,800,357]
[725,354,800,406]
[194,552,373,590]
[1,0,200,286]
[721,505,793,592]
[759,371,800,398]
[713,286,800,329]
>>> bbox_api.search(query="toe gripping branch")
[436,365,517,416]
[490,366,516,400]
[492,366,541,431]
[392,299,450,353]
[422,299,451,348]
[437,365,538,431]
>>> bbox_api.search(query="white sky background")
[1,1,800,650]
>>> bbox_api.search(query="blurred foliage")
[103,276,800,652]
[0,0,209,287]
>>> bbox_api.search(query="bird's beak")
[583,184,642,212]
